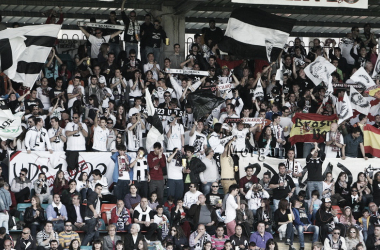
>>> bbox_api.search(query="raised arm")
[78,24,90,38]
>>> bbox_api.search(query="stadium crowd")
[1,2,380,250]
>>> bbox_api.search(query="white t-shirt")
[49,107,65,121]
[232,128,249,152]
[89,35,111,59]
[126,122,143,152]
[167,158,184,180]
[183,191,202,208]
[128,79,144,97]
[48,127,66,151]
[65,122,88,151]
[143,63,160,80]
[225,194,239,224]
[132,157,149,181]
[100,87,114,108]
[189,131,207,154]
[36,87,52,110]
[67,85,85,109]
[92,126,109,151]
[325,131,344,158]
[165,123,184,151]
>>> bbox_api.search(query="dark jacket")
[61,189,80,207]
[188,204,218,229]
[85,191,102,218]
[124,233,145,250]
[229,234,249,250]
[366,234,380,250]
[164,235,188,250]
[24,207,46,226]
[15,235,37,250]
[257,207,274,230]
[67,204,86,225]
[185,157,206,184]
[170,207,188,226]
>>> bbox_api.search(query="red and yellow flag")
[363,124,380,157]
[289,113,338,145]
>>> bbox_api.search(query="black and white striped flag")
[218,8,296,62]
[0,25,61,88]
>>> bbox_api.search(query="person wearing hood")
[236,200,254,238]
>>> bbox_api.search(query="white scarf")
[127,20,140,36]
[52,202,62,210]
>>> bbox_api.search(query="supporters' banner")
[77,21,125,30]
[187,91,225,120]
[155,108,184,117]
[218,8,296,62]
[238,155,376,191]
[350,86,370,115]
[337,92,353,124]
[333,83,366,90]
[224,117,265,126]
[9,151,117,188]
[364,124,380,158]
[217,83,234,91]
[0,109,24,140]
[289,113,338,145]
[350,67,376,89]
[166,69,209,76]
[0,25,61,88]
[305,56,336,85]
[231,0,368,9]
[254,78,265,99]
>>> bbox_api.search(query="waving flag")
[0,108,24,140]
[217,8,295,62]
[145,90,164,151]
[337,92,353,124]
[350,67,376,89]
[305,56,336,85]
[254,78,265,99]
[0,24,61,88]
[187,90,225,120]
[363,124,380,158]
[350,86,370,115]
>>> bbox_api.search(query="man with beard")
[239,165,259,198]
[315,198,345,242]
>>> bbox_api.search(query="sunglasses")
[117,137,122,139]
[96,32,102,34]
[333,232,340,235]
[352,190,358,192]
[73,117,79,119]
[107,122,113,124]
[164,95,171,97]
[171,229,176,232]
[21,232,29,234]
[212,186,219,188]
[350,231,356,233]
[20,173,25,176]
[130,15,136,17]
[130,56,136,58]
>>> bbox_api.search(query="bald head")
[330,123,338,132]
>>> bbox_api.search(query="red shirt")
[239,175,259,193]
[147,151,166,180]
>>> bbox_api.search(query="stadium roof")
[2,0,380,38]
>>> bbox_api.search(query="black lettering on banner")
[0,119,15,130]
[225,118,241,124]
[13,162,40,181]
[96,163,108,175]
[263,163,279,177]
[155,108,183,117]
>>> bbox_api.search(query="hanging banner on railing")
[231,0,368,9]
[9,151,375,191]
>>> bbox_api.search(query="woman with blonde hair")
[103,224,122,250]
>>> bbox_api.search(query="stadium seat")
[80,246,92,250]
[17,203,30,221]
[98,218,106,231]
[101,204,116,225]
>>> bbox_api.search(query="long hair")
[342,206,354,224]
[31,196,42,210]
[278,198,288,211]
[92,240,103,250]
[265,239,278,250]
[138,239,148,250]
[77,45,87,59]
[173,225,186,240]
[53,170,65,188]
[261,198,271,214]
[69,239,80,250]
[347,226,360,240]
[89,95,100,109]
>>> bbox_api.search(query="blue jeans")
[307,181,323,200]
[273,197,289,211]
[125,42,138,58]
[109,43,121,60]
[52,220,64,233]
[82,218,99,246]
[303,142,315,158]
[167,179,184,201]
[202,182,213,196]
[297,225,319,247]
[79,188,88,202]
[145,46,161,63]
[115,179,131,201]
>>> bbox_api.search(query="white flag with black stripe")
[350,86,370,115]
[218,8,295,62]
[350,67,376,89]
[0,25,61,88]
[304,56,336,85]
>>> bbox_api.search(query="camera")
[168,116,175,123]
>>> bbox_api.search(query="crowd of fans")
[1,3,380,250]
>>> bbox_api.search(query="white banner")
[9,151,375,192]
[231,0,368,9]
[0,110,24,140]
[165,69,209,76]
